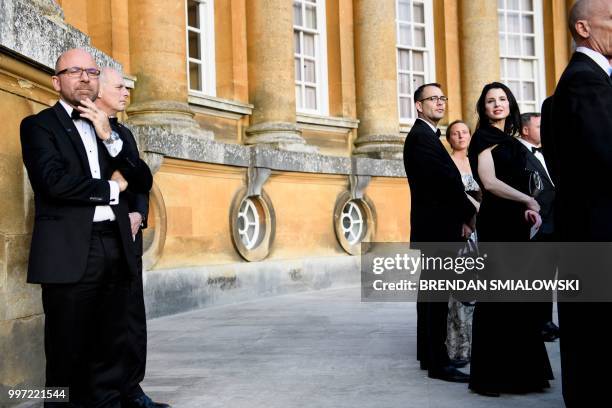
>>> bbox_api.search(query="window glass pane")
[507,35,521,55]
[398,50,410,71]
[413,3,425,23]
[520,60,534,79]
[499,34,507,54]
[187,0,199,28]
[294,32,301,54]
[522,103,536,112]
[398,24,411,46]
[508,80,520,97]
[303,34,315,57]
[295,85,302,109]
[189,62,201,91]
[305,86,317,109]
[295,58,302,80]
[188,30,200,59]
[521,0,533,11]
[305,5,317,29]
[507,59,520,77]
[507,0,519,10]
[523,81,535,100]
[293,2,302,26]
[398,0,411,21]
[399,73,410,94]
[522,15,534,34]
[507,13,520,33]
[523,37,535,56]
[402,97,412,118]
[414,26,426,47]
[413,74,425,89]
[498,14,505,32]
[304,60,316,83]
[412,51,424,71]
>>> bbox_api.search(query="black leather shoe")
[428,366,470,383]
[450,358,470,368]
[419,361,428,370]
[470,387,500,397]
[126,394,172,408]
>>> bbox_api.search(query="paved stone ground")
[142,287,563,408]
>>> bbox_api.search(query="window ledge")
[297,113,359,131]
[188,93,254,117]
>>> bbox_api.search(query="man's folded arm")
[106,129,153,194]
[20,119,112,204]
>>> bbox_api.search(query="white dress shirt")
[519,138,554,186]
[576,47,612,77]
[59,100,122,221]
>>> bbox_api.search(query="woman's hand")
[525,209,542,229]
[525,197,540,212]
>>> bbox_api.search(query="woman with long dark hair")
[467,82,553,396]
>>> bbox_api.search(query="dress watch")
[103,131,121,145]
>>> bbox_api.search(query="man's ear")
[415,101,423,114]
[575,20,591,39]
[51,76,61,92]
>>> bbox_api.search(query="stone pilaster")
[352,0,402,159]
[244,0,315,152]
[126,0,211,140]
[458,0,501,129]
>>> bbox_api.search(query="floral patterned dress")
[446,173,480,361]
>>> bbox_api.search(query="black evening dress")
[467,124,553,395]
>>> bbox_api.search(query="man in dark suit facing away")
[403,83,476,383]
[517,112,559,341]
[20,49,152,407]
[95,67,170,408]
[542,0,612,406]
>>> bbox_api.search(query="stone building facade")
[0,0,574,398]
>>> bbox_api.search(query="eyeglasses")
[55,66,101,78]
[419,96,448,104]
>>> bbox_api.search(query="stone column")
[352,0,402,159]
[458,0,500,130]
[28,0,64,23]
[244,0,314,152]
[126,0,210,139]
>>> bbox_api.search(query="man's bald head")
[96,67,129,116]
[568,0,612,56]
[52,48,100,106]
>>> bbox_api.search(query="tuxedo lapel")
[52,102,91,177]
[522,144,553,186]
[573,52,612,88]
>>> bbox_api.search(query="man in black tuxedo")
[20,49,152,407]
[95,67,170,408]
[542,1,612,406]
[518,113,559,341]
[403,83,476,383]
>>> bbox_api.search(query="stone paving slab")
[143,287,563,408]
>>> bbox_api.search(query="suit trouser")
[123,251,148,400]
[42,222,129,408]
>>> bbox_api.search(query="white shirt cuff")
[108,181,120,205]
[104,137,124,157]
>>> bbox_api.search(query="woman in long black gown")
[467,82,553,396]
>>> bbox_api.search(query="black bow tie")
[109,117,119,126]
[531,146,543,154]
[70,109,83,121]
[436,129,441,138]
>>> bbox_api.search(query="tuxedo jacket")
[403,119,476,242]
[519,143,556,235]
[114,120,150,259]
[546,52,612,241]
[20,102,153,283]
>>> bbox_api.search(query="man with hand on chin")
[95,67,169,408]
[20,48,152,407]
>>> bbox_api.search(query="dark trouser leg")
[426,300,451,373]
[43,225,129,408]
[123,259,147,400]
